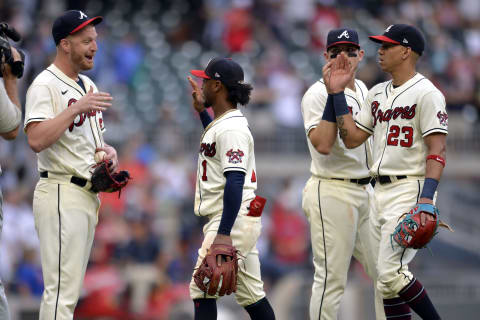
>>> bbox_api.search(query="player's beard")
[203,92,213,108]
[203,101,212,109]
[71,49,94,71]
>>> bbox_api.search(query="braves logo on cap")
[79,11,87,19]
[326,28,360,49]
[369,24,425,56]
[337,30,350,39]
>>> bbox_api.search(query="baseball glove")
[193,240,239,297]
[90,160,131,195]
[391,203,452,249]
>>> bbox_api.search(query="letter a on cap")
[338,30,350,39]
[79,11,87,19]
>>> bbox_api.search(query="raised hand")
[188,76,206,112]
[71,86,112,115]
[326,53,355,94]
[322,60,334,94]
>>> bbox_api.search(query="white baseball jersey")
[194,109,257,217]
[355,73,448,177]
[301,78,372,178]
[301,78,386,319]
[25,64,105,180]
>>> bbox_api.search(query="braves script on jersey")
[302,78,372,178]
[24,64,105,179]
[355,73,448,176]
[195,109,256,216]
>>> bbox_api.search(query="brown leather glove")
[90,159,130,195]
[193,235,239,296]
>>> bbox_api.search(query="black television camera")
[0,22,24,78]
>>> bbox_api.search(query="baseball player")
[24,11,118,319]
[0,46,23,320]
[301,28,385,320]
[187,58,275,320]
[324,24,447,319]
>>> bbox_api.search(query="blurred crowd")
[0,0,479,318]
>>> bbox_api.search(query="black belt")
[377,175,407,185]
[40,171,88,188]
[332,177,372,185]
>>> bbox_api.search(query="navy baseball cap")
[190,58,244,86]
[369,24,425,56]
[52,10,103,45]
[327,28,360,49]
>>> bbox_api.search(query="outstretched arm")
[324,53,370,148]
[26,87,112,153]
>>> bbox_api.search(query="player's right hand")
[188,76,206,113]
[326,52,355,94]
[72,87,112,114]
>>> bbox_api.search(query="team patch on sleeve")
[437,111,448,127]
[226,149,244,164]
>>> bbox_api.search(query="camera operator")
[0,27,22,319]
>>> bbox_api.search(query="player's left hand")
[188,76,206,113]
[328,52,355,93]
[96,146,118,172]
[417,197,434,226]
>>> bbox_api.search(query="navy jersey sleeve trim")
[26,117,47,122]
[422,127,448,136]
[223,167,247,173]
[355,120,373,133]
[306,124,317,135]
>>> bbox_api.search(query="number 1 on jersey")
[201,160,208,181]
